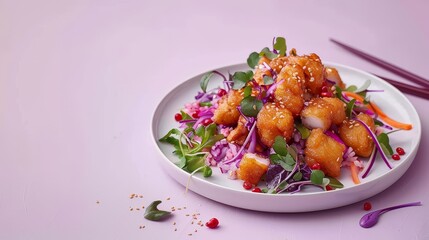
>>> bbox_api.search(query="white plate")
[151,62,421,212]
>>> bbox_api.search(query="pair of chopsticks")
[330,38,429,100]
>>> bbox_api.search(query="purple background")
[1,0,428,239]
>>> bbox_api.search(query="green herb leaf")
[247,52,260,69]
[260,47,278,59]
[346,99,356,118]
[374,119,384,126]
[293,171,303,181]
[377,133,393,155]
[186,155,206,172]
[273,37,287,56]
[232,71,254,90]
[243,86,252,98]
[144,200,171,221]
[269,153,295,171]
[327,177,344,189]
[202,166,212,177]
[200,72,213,93]
[159,128,182,150]
[195,125,205,138]
[354,80,371,93]
[335,85,343,100]
[273,136,288,156]
[295,123,310,139]
[346,85,357,92]
[263,75,274,85]
[310,170,325,185]
[199,102,212,107]
[240,96,263,117]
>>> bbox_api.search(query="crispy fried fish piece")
[322,97,346,125]
[301,97,346,131]
[324,67,346,89]
[274,64,305,116]
[305,128,346,177]
[227,115,248,145]
[213,90,243,126]
[256,102,294,147]
[339,113,375,157]
[288,53,324,95]
[237,153,270,185]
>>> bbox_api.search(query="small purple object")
[360,201,422,228]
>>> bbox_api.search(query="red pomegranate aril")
[252,187,262,193]
[363,202,372,211]
[205,218,219,229]
[310,163,321,170]
[174,113,182,122]
[202,118,213,126]
[392,154,400,161]
[325,185,333,191]
[217,89,227,97]
[243,181,253,190]
[396,147,405,155]
[321,92,333,97]
[191,111,199,118]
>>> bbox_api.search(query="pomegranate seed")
[392,154,400,161]
[243,181,253,190]
[363,202,372,211]
[217,89,227,97]
[252,187,262,193]
[396,147,405,155]
[310,163,321,170]
[174,113,182,122]
[321,92,333,97]
[191,111,199,118]
[325,185,333,191]
[202,118,213,126]
[205,218,219,229]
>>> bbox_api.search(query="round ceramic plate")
[151,62,421,212]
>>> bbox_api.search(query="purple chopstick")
[330,38,429,88]
[374,74,429,100]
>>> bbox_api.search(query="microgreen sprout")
[144,200,171,221]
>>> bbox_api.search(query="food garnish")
[144,200,171,221]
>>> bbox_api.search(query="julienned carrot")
[350,164,361,184]
[343,91,365,103]
[342,91,413,130]
[369,102,413,130]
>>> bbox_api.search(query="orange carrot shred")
[350,164,361,184]
[370,102,413,130]
[343,91,412,130]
